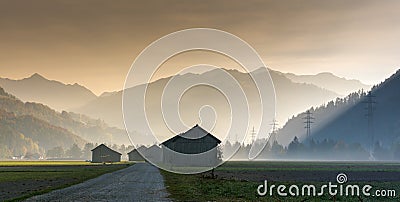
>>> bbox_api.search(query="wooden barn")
[146,144,162,163]
[128,145,147,161]
[91,144,121,163]
[161,124,221,167]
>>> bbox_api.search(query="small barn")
[128,145,147,161]
[145,144,162,163]
[161,124,221,167]
[91,144,121,163]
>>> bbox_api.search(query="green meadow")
[0,161,132,201]
[162,161,400,201]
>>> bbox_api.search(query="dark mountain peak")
[28,73,46,80]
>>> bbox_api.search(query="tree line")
[46,143,134,160]
[224,137,400,161]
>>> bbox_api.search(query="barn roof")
[127,145,147,154]
[91,144,122,155]
[161,124,221,145]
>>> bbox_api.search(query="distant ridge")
[284,71,370,96]
[0,73,97,111]
[73,68,340,140]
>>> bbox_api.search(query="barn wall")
[128,151,145,161]
[162,146,218,167]
[91,146,121,163]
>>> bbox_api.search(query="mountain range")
[0,73,97,111]
[0,69,370,150]
[74,68,367,142]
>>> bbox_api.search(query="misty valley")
[1,68,399,162]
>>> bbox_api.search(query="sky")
[0,0,399,95]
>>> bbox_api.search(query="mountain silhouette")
[0,88,85,158]
[74,68,341,141]
[284,72,370,96]
[0,86,129,148]
[0,73,97,111]
[277,69,400,149]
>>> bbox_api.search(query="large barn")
[161,124,221,167]
[91,144,121,163]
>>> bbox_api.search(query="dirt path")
[26,163,171,202]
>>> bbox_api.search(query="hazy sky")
[0,0,399,95]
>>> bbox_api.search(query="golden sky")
[0,0,399,95]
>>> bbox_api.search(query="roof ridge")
[161,124,221,145]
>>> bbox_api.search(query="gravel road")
[26,163,171,202]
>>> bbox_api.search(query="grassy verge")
[161,161,400,201]
[161,170,263,201]
[162,171,400,201]
[0,161,133,201]
[0,161,129,166]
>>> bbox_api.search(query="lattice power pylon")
[267,119,279,146]
[363,92,377,159]
[303,110,315,138]
[250,126,257,143]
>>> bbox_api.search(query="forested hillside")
[0,87,129,145]
[275,69,400,160]
[0,109,85,158]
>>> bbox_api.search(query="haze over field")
[0,0,399,161]
[0,66,376,148]
[0,68,370,142]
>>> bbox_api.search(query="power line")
[251,126,256,143]
[268,119,279,146]
[303,110,315,138]
[270,119,279,134]
[363,92,376,159]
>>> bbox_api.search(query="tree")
[270,140,284,156]
[67,144,82,159]
[82,143,94,160]
[288,136,305,156]
[46,146,65,158]
[390,142,400,160]
[217,145,223,163]
[111,144,119,151]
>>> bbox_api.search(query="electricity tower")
[270,119,279,135]
[268,119,279,146]
[363,92,376,159]
[303,110,315,138]
[250,126,257,143]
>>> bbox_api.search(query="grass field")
[0,161,133,201]
[162,161,400,201]
[0,161,93,166]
